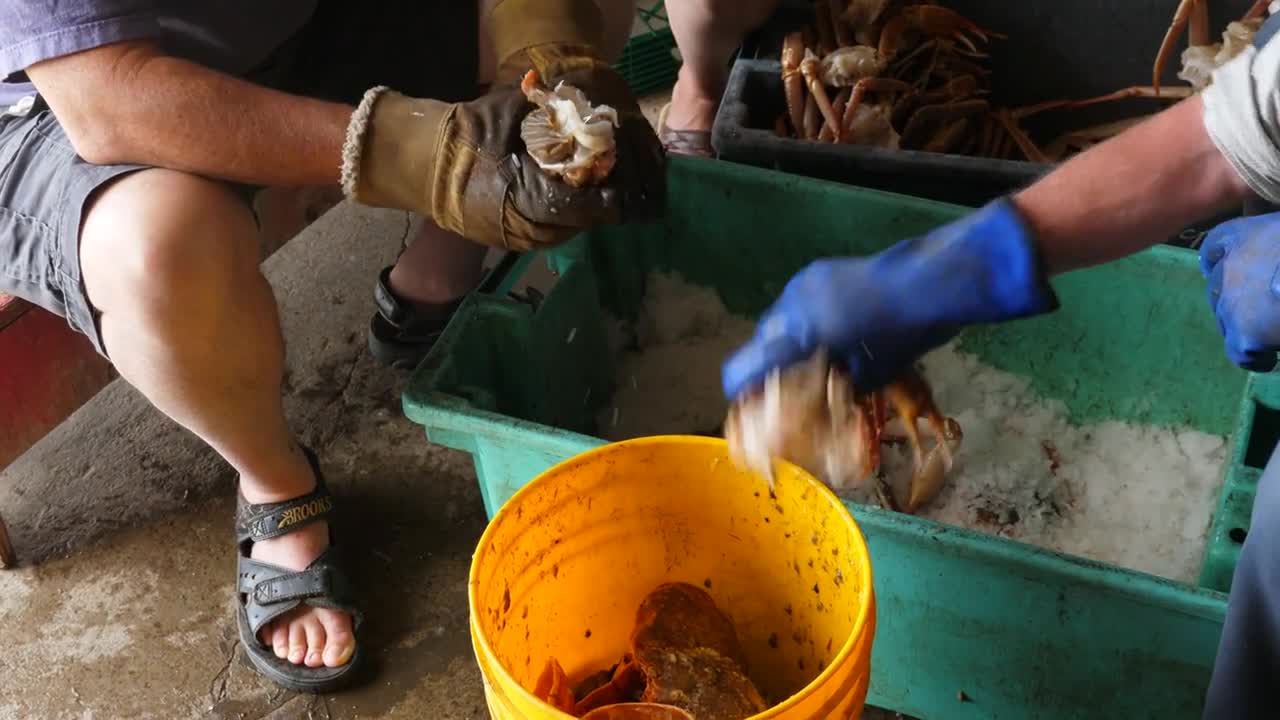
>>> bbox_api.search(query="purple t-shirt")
[0,2,318,107]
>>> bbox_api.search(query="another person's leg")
[371,0,638,368]
[661,0,778,154]
[1202,439,1280,719]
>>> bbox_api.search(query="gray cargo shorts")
[0,0,479,358]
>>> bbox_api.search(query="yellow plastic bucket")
[468,436,877,719]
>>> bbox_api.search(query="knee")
[80,169,260,309]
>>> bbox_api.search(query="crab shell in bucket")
[723,348,963,514]
[534,583,769,718]
[520,69,620,188]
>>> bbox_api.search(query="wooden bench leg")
[0,511,14,568]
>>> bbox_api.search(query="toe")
[303,614,326,668]
[288,616,308,665]
[318,607,356,668]
[272,622,289,659]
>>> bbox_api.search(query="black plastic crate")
[711,0,1255,248]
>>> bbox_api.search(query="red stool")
[0,293,115,567]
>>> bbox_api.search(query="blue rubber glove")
[721,198,1060,399]
[1200,212,1280,372]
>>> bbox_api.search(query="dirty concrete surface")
[0,200,492,719]
[0,94,676,719]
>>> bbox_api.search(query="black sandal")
[234,447,363,693]
[367,263,549,370]
[367,266,463,370]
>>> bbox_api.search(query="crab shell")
[723,348,879,493]
[519,69,620,188]
[629,583,769,718]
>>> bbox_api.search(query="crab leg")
[843,77,909,140]
[1154,0,1211,93]
[804,93,821,140]
[782,32,807,139]
[905,417,962,513]
[820,88,852,142]
[1071,84,1193,106]
[879,5,1004,62]
[923,116,972,154]
[976,113,997,157]
[1245,0,1273,20]
[801,49,844,141]
[995,109,1048,163]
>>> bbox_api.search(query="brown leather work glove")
[339,0,665,252]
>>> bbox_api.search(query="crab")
[519,69,620,188]
[723,348,962,515]
[535,583,769,719]
[779,2,1000,148]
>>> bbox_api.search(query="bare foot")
[241,453,356,669]
[250,521,356,668]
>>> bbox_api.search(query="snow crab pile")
[776,0,1010,156]
[777,0,1272,162]
[535,583,769,720]
[723,349,962,515]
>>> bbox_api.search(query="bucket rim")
[467,434,876,719]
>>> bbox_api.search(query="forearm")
[1013,94,1252,276]
[27,42,353,186]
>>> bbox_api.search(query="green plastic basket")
[402,155,1262,719]
[612,2,678,96]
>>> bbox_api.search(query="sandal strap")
[373,266,413,328]
[659,127,715,158]
[235,448,334,543]
[238,550,362,636]
[252,564,334,605]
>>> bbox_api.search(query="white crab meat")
[1178,18,1263,91]
[520,73,620,187]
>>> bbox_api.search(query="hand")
[498,44,666,228]
[720,198,1060,400]
[340,78,659,252]
[1200,212,1280,371]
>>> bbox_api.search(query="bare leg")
[665,0,779,132]
[80,169,353,670]
[387,222,488,322]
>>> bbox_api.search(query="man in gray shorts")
[0,0,663,692]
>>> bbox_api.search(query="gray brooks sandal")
[234,447,364,692]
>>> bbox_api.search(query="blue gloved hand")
[721,198,1060,400]
[1200,212,1280,372]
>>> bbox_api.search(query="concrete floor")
[0,95,677,719]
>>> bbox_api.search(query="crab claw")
[905,416,963,513]
[879,5,1004,61]
[534,658,576,713]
